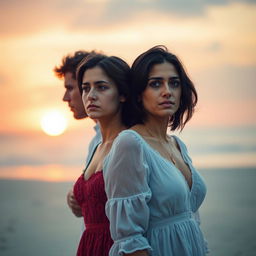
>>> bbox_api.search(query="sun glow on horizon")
[40,110,67,136]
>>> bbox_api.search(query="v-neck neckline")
[127,129,194,193]
[83,143,101,181]
[83,170,103,182]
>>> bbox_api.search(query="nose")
[162,81,171,98]
[63,90,70,102]
[87,88,97,100]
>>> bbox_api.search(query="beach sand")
[0,167,255,256]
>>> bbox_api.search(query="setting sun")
[40,110,67,136]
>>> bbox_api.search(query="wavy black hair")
[76,53,132,127]
[131,45,198,131]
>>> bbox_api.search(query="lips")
[87,104,99,110]
[159,101,174,107]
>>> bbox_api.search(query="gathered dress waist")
[149,211,193,229]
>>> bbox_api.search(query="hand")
[67,189,82,217]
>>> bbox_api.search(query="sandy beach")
[0,167,255,256]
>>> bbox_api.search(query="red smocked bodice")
[73,171,113,256]
[74,171,110,225]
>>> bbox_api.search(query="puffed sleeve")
[103,131,152,256]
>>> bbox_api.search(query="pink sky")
[0,0,255,180]
[1,1,256,132]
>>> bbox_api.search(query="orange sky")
[0,0,256,180]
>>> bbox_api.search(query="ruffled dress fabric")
[103,130,207,256]
[73,171,113,256]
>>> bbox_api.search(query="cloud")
[0,72,9,86]
[194,64,256,101]
[203,41,222,52]
[0,0,255,36]
[0,0,83,36]
[90,0,256,25]
[0,164,82,181]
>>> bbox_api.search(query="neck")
[143,116,169,142]
[98,113,126,143]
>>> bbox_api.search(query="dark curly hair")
[130,45,198,131]
[53,50,96,79]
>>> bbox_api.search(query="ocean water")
[0,167,256,256]
[199,167,256,256]
[1,126,256,176]
[178,126,256,168]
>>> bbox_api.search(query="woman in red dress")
[73,53,131,255]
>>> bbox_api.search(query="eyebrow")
[82,80,110,85]
[148,76,180,81]
[95,80,110,85]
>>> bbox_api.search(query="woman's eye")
[169,80,180,88]
[149,80,161,88]
[82,86,90,93]
[98,85,108,91]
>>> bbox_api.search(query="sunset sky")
[1,0,256,181]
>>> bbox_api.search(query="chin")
[158,111,174,118]
[88,114,100,119]
[74,113,87,120]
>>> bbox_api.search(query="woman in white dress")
[103,46,208,256]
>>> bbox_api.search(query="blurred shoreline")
[0,167,256,256]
